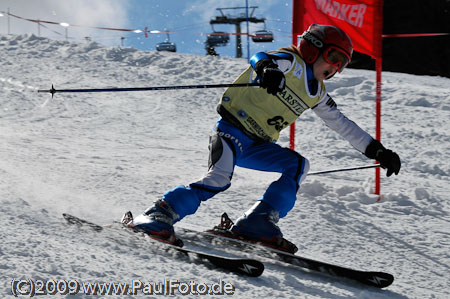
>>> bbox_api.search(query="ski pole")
[308,164,381,176]
[38,83,260,97]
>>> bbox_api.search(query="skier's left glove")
[365,139,401,177]
[254,59,286,95]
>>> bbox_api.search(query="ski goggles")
[322,46,351,73]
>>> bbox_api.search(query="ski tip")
[364,272,394,288]
[62,213,104,232]
[238,260,265,277]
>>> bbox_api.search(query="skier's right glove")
[254,59,286,95]
[365,139,401,177]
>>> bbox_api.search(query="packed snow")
[1,34,449,298]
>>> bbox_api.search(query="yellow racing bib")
[219,50,327,142]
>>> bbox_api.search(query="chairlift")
[252,23,274,43]
[206,32,230,47]
[252,29,274,43]
[156,33,177,52]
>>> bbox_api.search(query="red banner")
[292,0,384,58]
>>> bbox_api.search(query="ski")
[178,213,394,289]
[62,213,264,277]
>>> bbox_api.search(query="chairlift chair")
[252,29,274,43]
[252,23,274,43]
[206,31,230,47]
[156,33,177,52]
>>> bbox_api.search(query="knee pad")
[196,134,234,190]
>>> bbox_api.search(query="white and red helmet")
[299,24,353,72]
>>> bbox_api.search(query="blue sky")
[0,0,293,59]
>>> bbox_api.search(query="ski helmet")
[299,24,353,72]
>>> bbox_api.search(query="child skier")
[124,24,401,251]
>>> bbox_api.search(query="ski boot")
[121,199,183,246]
[231,201,298,253]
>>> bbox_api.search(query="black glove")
[365,139,401,177]
[254,59,286,95]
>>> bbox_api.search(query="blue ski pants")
[163,119,310,222]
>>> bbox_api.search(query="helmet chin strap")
[325,70,337,80]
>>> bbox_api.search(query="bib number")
[267,116,289,131]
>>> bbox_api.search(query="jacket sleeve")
[250,51,294,74]
[312,95,373,153]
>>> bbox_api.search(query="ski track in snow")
[1,34,449,298]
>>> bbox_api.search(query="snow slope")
[1,34,449,298]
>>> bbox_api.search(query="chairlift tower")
[210,7,265,58]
